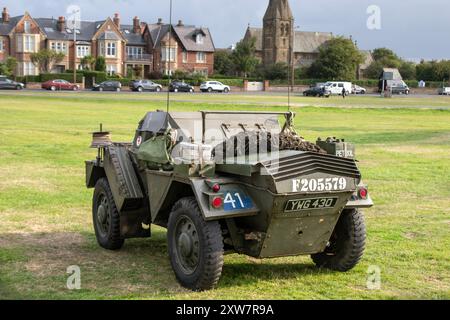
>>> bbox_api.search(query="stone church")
[243,0,333,68]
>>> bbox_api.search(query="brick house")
[0,7,215,77]
[144,19,215,76]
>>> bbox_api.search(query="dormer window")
[196,34,203,44]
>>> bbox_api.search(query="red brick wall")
[0,37,10,61]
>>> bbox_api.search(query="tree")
[80,55,96,70]
[95,56,106,72]
[308,37,364,80]
[231,37,259,78]
[214,50,234,75]
[0,57,17,77]
[30,49,65,73]
[399,61,416,80]
[372,48,400,62]
[263,62,289,80]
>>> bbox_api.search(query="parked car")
[391,82,410,95]
[130,79,163,92]
[42,79,79,91]
[93,81,122,92]
[200,81,230,93]
[0,76,24,90]
[352,85,367,94]
[324,81,352,95]
[169,80,194,93]
[438,87,450,95]
[303,86,331,98]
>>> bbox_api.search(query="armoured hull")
[216,150,361,258]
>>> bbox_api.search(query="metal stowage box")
[316,137,356,159]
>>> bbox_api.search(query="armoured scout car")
[86,111,373,291]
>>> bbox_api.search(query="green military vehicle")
[86,111,373,291]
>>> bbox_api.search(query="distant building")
[0,7,215,77]
[243,0,333,68]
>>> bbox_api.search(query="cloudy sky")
[2,0,449,60]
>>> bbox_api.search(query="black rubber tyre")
[311,209,366,272]
[167,197,224,291]
[224,88,229,93]
[207,87,213,93]
[92,178,124,250]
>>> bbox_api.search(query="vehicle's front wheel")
[50,86,56,91]
[311,209,366,272]
[167,197,224,291]
[224,88,230,93]
[138,86,143,92]
[156,87,161,92]
[93,178,124,250]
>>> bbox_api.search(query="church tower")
[262,0,294,66]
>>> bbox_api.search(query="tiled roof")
[120,24,146,45]
[148,23,215,52]
[35,18,106,41]
[0,15,23,35]
[246,27,332,54]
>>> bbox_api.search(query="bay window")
[161,47,176,62]
[50,42,67,54]
[77,45,90,58]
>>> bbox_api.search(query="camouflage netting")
[213,131,326,160]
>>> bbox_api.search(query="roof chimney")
[2,7,10,23]
[113,13,120,28]
[177,20,184,27]
[157,18,163,25]
[57,16,66,32]
[133,16,140,33]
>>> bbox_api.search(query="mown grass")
[0,92,449,300]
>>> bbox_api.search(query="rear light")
[212,184,221,193]
[212,197,223,209]
[359,188,368,199]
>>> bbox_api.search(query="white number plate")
[292,177,347,192]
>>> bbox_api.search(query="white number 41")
[224,193,245,209]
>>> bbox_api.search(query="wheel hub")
[178,233,193,257]
[97,204,107,224]
[174,216,200,274]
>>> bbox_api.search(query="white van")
[324,82,353,95]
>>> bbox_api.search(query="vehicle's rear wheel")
[167,197,224,291]
[138,86,143,92]
[99,87,103,92]
[93,178,124,250]
[208,87,213,93]
[174,88,178,93]
[311,209,366,272]
[73,86,78,91]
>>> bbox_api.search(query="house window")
[196,52,206,63]
[24,35,37,53]
[161,47,176,62]
[24,21,31,33]
[77,46,90,58]
[106,64,117,75]
[126,46,144,59]
[106,42,117,57]
[196,34,204,44]
[182,50,188,63]
[0,39,3,52]
[195,68,208,76]
[51,42,67,54]
[23,62,37,76]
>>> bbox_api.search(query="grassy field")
[0,92,449,300]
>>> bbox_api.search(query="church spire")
[263,0,293,21]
